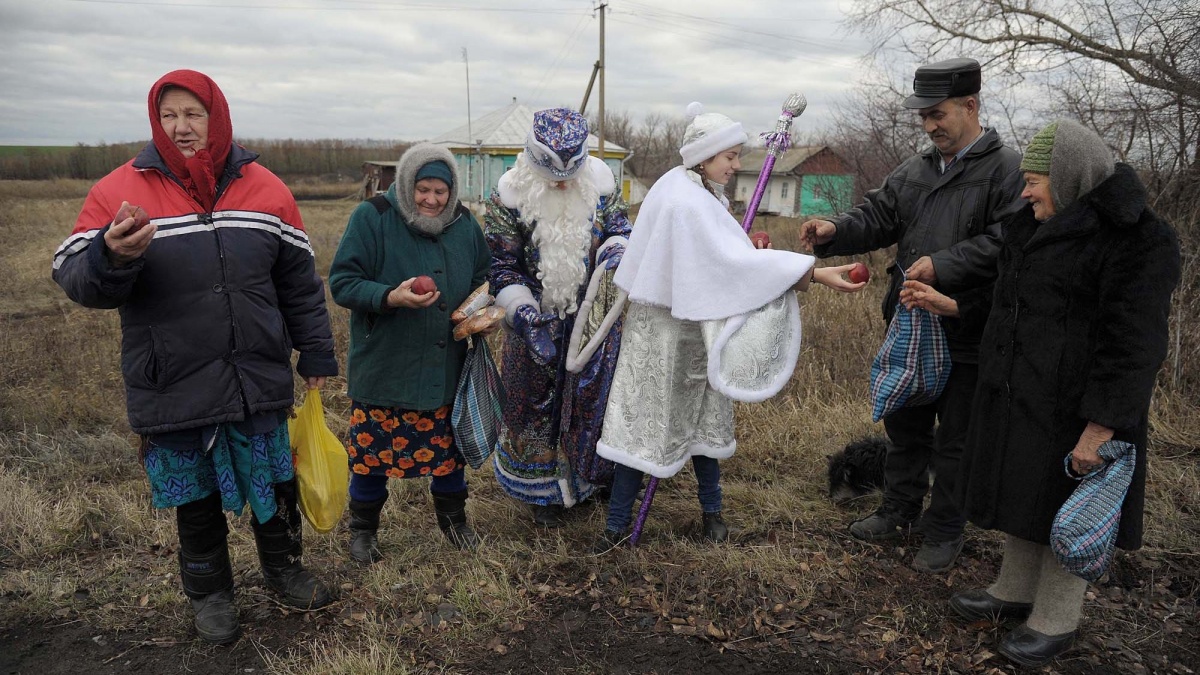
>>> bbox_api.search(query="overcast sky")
[0,0,890,146]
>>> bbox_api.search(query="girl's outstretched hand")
[814,264,867,293]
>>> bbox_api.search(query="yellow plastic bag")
[289,390,348,533]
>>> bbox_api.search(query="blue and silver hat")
[525,108,591,181]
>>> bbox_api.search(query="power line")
[620,0,846,51]
[66,0,586,12]
[606,14,847,68]
[526,9,593,104]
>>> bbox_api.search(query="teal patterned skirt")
[143,421,295,524]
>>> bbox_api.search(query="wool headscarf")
[148,70,233,212]
[1020,119,1114,213]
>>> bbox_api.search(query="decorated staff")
[741,93,808,233]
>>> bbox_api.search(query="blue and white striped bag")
[451,338,506,469]
[869,302,952,422]
[1051,440,1136,582]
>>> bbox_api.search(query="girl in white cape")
[594,102,865,549]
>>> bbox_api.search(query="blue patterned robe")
[486,191,631,507]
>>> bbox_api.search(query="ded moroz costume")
[486,108,632,525]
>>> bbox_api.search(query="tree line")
[0,139,410,182]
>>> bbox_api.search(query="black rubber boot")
[432,490,480,550]
[702,511,729,543]
[250,479,332,610]
[348,495,387,564]
[177,494,239,644]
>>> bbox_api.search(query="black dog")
[827,437,890,503]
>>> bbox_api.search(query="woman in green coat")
[330,143,491,558]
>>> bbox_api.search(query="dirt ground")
[3,524,1196,675]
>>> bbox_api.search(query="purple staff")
[630,92,808,547]
[740,93,808,232]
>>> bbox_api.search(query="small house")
[733,146,853,218]
[431,99,634,205]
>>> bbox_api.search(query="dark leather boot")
[702,511,729,543]
[348,495,387,564]
[998,625,1077,667]
[179,544,239,644]
[432,490,480,550]
[532,503,565,528]
[251,479,332,610]
[177,493,239,644]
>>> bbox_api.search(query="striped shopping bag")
[451,338,506,469]
[869,303,952,422]
[1051,440,1136,582]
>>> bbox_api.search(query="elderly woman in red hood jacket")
[52,70,338,644]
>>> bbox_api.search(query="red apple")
[750,231,771,249]
[411,275,437,295]
[848,262,870,284]
[113,204,151,232]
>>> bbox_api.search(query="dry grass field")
[1,179,1197,674]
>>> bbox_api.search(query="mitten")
[512,304,563,366]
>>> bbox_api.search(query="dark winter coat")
[52,144,338,435]
[959,163,1180,549]
[814,128,1023,363]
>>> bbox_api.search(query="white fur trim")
[499,155,614,206]
[596,439,736,480]
[585,156,616,196]
[495,284,536,326]
[564,278,627,374]
[705,292,803,403]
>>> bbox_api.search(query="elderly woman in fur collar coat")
[330,143,491,558]
[901,119,1180,668]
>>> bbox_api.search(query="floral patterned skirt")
[346,401,464,479]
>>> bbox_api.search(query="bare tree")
[846,0,1200,177]
[847,0,1200,393]
[589,110,688,186]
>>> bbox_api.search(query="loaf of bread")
[452,283,492,324]
[453,306,506,341]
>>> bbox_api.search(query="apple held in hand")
[114,204,151,232]
[750,231,771,249]
[847,262,870,284]
[411,275,437,295]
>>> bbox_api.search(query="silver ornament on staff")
[742,92,807,232]
[629,92,807,547]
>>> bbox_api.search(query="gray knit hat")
[1022,119,1115,212]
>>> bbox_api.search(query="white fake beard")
[509,154,599,317]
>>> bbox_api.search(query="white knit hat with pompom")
[679,102,748,167]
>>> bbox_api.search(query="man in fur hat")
[487,108,632,526]
[799,57,1024,573]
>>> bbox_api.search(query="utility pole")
[462,47,478,201]
[597,1,606,163]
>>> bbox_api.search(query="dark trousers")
[881,361,978,542]
[605,457,722,532]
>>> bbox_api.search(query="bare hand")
[798,219,835,251]
[103,200,157,266]
[813,264,867,293]
[305,376,327,390]
[905,256,938,284]
[899,280,959,317]
[1070,422,1114,475]
[386,277,441,309]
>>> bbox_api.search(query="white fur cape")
[613,166,814,321]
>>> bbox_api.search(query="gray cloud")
[0,0,876,145]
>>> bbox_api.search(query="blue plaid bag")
[1051,440,1136,582]
[451,338,506,469]
[869,302,952,422]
